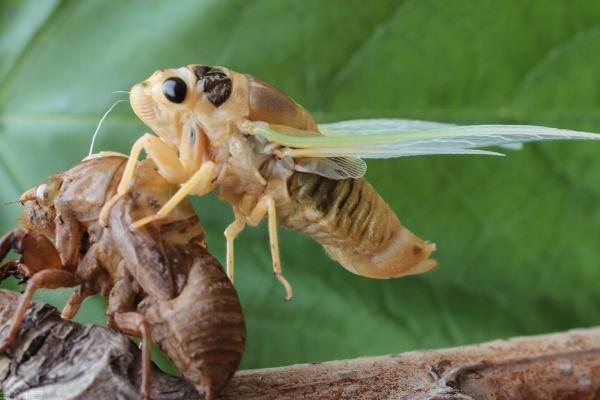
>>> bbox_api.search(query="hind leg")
[113,312,152,400]
[247,195,292,300]
[224,211,245,283]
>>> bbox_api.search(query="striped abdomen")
[142,247,245,399]
[278,172,437,278]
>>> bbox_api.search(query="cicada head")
[19,176,60,237]
[129,65,250,146]
[131,64,318,148]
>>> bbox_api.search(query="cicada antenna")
[88,99,127,157]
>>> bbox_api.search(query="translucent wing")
[319,118,455,135]
[294,156,367,179]
[320,119,523,152]
[247,120,600,159]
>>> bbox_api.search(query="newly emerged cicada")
[100,64,600,300]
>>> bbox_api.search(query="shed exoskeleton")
[100,64,600,300]
[0,155,245,400]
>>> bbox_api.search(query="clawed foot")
[275,272,293,301]
[130,215,162,231]
[139,388,150,400]
[0,336,15,353]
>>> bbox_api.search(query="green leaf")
[2,0,600,373]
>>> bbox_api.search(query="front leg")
[131,161,217,230]
[247,195,293,300]
[0,269,75,351]
[0,229,76,350]
[0,229,63,278]
[99,133,186,226]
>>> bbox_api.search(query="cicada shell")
[1,155,245,399]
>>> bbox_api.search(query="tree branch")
[0,288,599,399]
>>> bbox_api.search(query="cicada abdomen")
[278,172,437,278]
[140,247,245,400]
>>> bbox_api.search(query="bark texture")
[0,288,599,399]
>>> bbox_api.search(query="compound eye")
[162,77,187,103]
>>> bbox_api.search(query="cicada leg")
[61,285,94,320]
[130,161,217,230]
[0,269,75,352]
[224,211,246,282]
[99,133,185,226]
[247,195,293,300]
[113,312,152,400]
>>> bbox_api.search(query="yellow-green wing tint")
[248,119,600,159]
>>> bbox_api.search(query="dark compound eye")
[162,77,187,103]
[193,66,232,107]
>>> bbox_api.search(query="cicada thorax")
[210,71,319,210]
[245,74,318,131]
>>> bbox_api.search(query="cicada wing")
[249,120,600,159]
[294,156,367,179]
[258,123,368,179]
[318,118,456,135]
[320,119,523,151]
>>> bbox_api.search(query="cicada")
[0,155,245,399]
[99,64,600,300]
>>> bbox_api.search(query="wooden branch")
[0,288,599,399]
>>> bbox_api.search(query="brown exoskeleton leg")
[106,261,137,329]
[61,285,95,320]
[0,229,76,350]
[62,243,107,319]
[0,269,75,351]
[99,133,186,227]
[0,229,63,279]
[246,195,292,300]
[113,312,152,400]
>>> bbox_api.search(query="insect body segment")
[279,172,437,278]
[102,64,600,299]
[0,155,245,399]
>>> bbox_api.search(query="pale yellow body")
[100,65,436,299]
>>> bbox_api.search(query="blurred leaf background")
[2,0,600,373]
